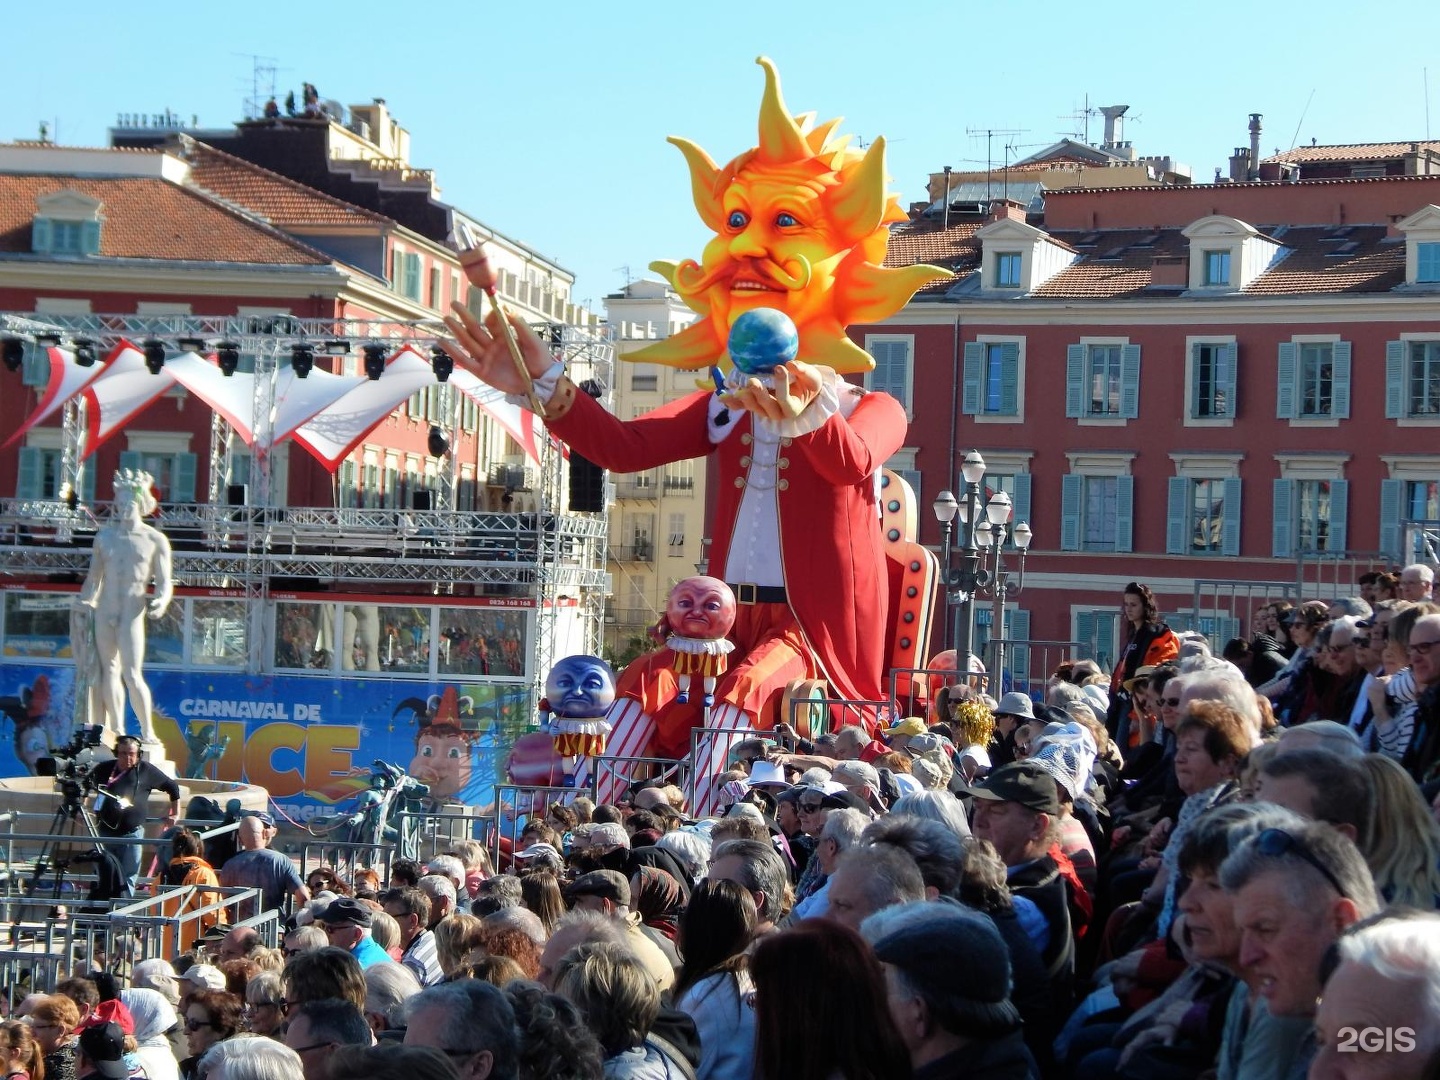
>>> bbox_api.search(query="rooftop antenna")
[234,53,288,121]
[1287,88,1316,152]
[1058,95,1096,143]
[1426,68,1431,140]
[965,126,1026,203]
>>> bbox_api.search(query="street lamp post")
[931,451,1034,685]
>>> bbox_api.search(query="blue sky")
[5,1,1439,309]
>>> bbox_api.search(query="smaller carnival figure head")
[112,469,159,518]
[545,655,617,720]
[405,686,483,803]
[665,576,737,641]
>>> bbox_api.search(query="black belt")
[729,582,787,605]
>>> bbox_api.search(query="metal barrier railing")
[591,755,688,809]
[0,947,74,1007]
[296,841,396,890]
[491,783,591,867]
[1187,581,1298,653]
[391,809,495,866]
[990,639,1085,701]
[68,886,271,978]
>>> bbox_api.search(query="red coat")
[549,386,906,708]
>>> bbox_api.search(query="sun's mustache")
[673,255,812,296]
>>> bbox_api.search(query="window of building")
[865,335,913,416]
[962,340,1022,419]
[1419,242,1440,283]
[995,252,1022,288]
[622,513,655,562]
[1273,464,1349,557]
[428,266,442,309]
[668,512,686,549]
[1074,608,1120,673]
[663,459,695,493]
[119,447,196,504]
[1409,341,1440,416]
[1202,250,1231,286]
[1407,479,1440,521]
[32,191,103,256]
[1166,476,1242,556]
[1277,340,1351,421]
[1065,342,1139,420]
[630,364,658,392]
[192,599,247,667]
[1060,474,1133,552]
[1187,340,1237,422]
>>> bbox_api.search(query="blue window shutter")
[999,342,1019,415]
[1012,473,1032,525]
[1114,475,1135,553]
[1189,343,1201,418]
[80,220,101,255]
[1120,343,1141,419]
[1276,341,1297,419]
[1166,476,1190,554]
[17,447,42,499]
[31,217,52,253]
[1219,342,1238,417]
[1272,478,1295,558]
[1065,344,1085,418]
[1328,479,1348,554]
[1076,611,1096,659]
[21,345,49,388]
[1222,477,1243,557]
[80,463,96,505]
[1386,341,1405,419]
[172,453,197,503]
[1010,609,1031,689]
[1379,478,1404,560]
[1060,474,1082,551]
[962,342,982,414]
[1331,341,1352,419]
[119,451,143,475]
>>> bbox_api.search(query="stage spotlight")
[362,344,388,381]
[323,340,350,355]
[142,339,167,375]
[177,337,206,354]
[427,425,450,458]
[36,333,61,348]
[430,345,453,383]
[2,338,24,373]
[291,342,315,379]
[72,338,97,367]
[216,341,241,377]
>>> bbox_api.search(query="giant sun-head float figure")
[628,56,947,376]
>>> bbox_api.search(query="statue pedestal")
[141,740,178,778]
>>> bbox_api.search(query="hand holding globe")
[721,308,822,421]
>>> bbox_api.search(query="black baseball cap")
[963,761,1060,815]
[320,897,373,928]
[78,1021,129,1079]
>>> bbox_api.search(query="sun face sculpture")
[629,57,950,375]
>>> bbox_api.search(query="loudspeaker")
[568,452,606,513]
[227,484,248,506]
[412,490,433,511]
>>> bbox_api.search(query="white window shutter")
[1276,341,1297,419]
[1166,476,1189,555]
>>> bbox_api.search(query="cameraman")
[89,734,180,894]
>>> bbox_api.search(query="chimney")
[1100,105,1130,148]
[1229,148,1250,183]
[1248,113,1263,181]
[1149,254,1189,289]
[987,199,1027,224]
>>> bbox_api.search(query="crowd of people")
[7,573,1440,1080]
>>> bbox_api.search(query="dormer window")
[1394,206,1440,287]
[996,252,1022,288]
[32,190,103,256]
[1202,250,1231,287]
[1182,215,1284,292]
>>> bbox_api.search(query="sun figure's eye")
[776,212,799,227]
[727,210,749,229]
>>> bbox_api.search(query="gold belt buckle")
[735,583,758,605]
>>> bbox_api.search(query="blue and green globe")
[728,308,799,375]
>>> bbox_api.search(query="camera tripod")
[29,783,105,899]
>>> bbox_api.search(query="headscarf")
[632,866,685,941]
[120,988,177,1048]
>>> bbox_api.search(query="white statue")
[75,470,174,745]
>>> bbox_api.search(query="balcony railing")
[611,543,655,563]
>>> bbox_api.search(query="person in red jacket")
[1108,583,1180,754]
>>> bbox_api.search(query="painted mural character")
[2,673,62,774]
[396,686,494,807]
[540,655,616,787]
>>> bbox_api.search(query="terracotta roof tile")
[1265,141,1440,164]
[0,174,330,264]
[886,219,982,295]
[185,142,391,228]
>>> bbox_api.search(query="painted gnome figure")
[541,655,617,787]
[663,577,737,707]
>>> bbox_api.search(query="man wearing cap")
[218,814,308,919]
[178,963,227,1018]
[575,821,631,874]
[564,870,676,990]
[862,903,1034,1080]
[966,762,1075,1001]
[990,693,1034,768]
[321,897,392,970]
[76,1020,131,1080]
[885,717,928,755]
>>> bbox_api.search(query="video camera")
[35,725,109,801]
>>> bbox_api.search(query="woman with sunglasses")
[179,991,241,1080]
[242,973,286,1039]
[27,995,79,1080]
